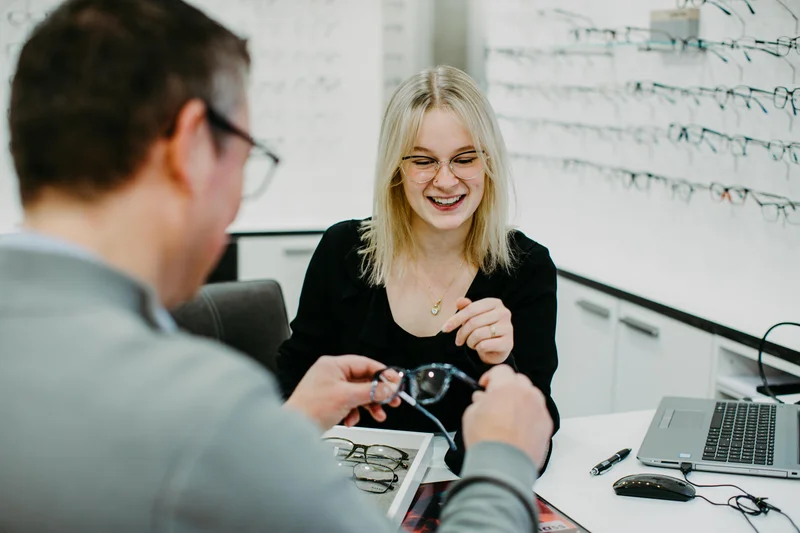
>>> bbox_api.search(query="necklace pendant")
[431,302,441,316]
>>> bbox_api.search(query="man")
[0,1,554,531]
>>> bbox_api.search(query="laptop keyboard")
[702,402,776,465]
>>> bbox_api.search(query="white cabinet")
[612,301,715,412]
[714,336,800,404]
[553,277,619,417]
[237,234,322,321]
[554,276,717,416]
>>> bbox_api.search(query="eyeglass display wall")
[0,0,383,233]
[479,0,800,349]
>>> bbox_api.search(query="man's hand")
[284,355,400,430]
[462,365,553,469]
[441,297,513,365]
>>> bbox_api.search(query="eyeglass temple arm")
[452,369,485,391]
[395,390,458,451]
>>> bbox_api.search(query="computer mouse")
[613,474,696,502]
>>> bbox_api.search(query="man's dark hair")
[8,0,250,205]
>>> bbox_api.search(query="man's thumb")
[344,381,384,408]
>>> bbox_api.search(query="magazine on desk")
[401,481,591,533]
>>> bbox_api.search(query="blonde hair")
[359,65,515,286]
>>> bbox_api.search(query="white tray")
[322,425,434,527]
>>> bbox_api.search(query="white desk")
[537,410,800,532]
[423,410,800,532]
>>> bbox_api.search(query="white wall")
[0,0,59,233]
[479,0,800,351]
[0,0,384,234]
[383,0,434,103]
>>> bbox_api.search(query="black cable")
[692,493,761,532]
[680,464,800,533]
[786,512,800,532]
[679,463,750,494]
[756,321,800,404]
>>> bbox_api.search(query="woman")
[276,65,559,468]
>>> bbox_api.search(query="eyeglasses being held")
[370,363,484,451]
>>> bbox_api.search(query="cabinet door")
[237,235,322,321]
[613,301,714,412]
[552,277,619,417]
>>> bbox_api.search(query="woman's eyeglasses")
[370,363,484,451]
[400,150,487,184]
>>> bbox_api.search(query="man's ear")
[165,98,216,197]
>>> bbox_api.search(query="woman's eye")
[412,159,435,167]
[454,158,476,165]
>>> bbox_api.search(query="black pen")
[590,448,632,476]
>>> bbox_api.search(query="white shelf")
[716,375,800,404]
[716,337,800,379]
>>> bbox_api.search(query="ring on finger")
[490,324,497,337]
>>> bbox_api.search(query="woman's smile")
[427,194,466,211]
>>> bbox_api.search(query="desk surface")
[423,409,800,532]
[536,410,800,533]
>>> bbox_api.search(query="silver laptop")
[638,397,800,479]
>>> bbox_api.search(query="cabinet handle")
[619,316,660,338]
[575,299,611,319]
[282,247,316,257]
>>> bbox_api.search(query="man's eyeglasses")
[370,363,484,451]
[400,150,487,184]
[204,104,280,200]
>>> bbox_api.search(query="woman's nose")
[432,163,460,188]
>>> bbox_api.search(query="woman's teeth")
[430,196,463,206]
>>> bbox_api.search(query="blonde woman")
[277,65,558,470]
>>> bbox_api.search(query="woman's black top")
[276,219,560,442]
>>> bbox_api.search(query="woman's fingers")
[456,308,505,346]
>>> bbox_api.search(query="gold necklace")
[415,259,466,316]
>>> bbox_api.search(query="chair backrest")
[170,279,290,374]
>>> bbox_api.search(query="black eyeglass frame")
[341,462,399,494]
[321,437,410,471]
[204,103,281,200]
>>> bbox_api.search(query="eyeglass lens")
[242,151,278,199]
[412,367,450,403]
[352,463,396,493]
[322,437,406,470]
[401,151,485,183]
[373,366,453,406]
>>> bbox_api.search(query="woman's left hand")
[442,297,513,365]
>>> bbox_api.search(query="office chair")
[170,279,290,374]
